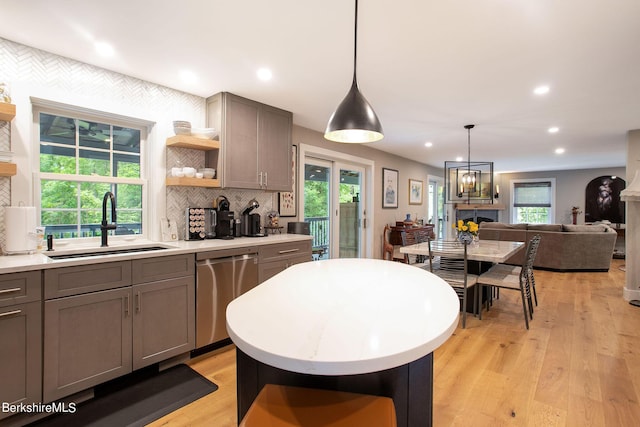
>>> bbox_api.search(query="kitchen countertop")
[0,234,312,274]
[226,258,459,375]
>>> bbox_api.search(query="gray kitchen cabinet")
[258,240,312,283]
[206,92,292,191]
[0,271,42,419]
[43,286,133,403]
[43,254,195,402]
[132,254,195,370]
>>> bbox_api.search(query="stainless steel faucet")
[101,191,117,247]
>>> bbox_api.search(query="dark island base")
[235,347,434,427]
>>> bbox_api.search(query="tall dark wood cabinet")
[0,272,42,419]
[206,92,292,191]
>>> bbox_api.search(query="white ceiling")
[2,0,639,173]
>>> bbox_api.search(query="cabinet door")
[132,277,195,370]
[0,301,41,415]
[258,259,289,284]
[43,288,132,403]
[258,104,292,191]
[224,94,260,189]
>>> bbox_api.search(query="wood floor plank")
[149,259,640,427]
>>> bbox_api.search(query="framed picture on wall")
[382,167,399,209]
[409,179,423,205]
[278,145,297,217]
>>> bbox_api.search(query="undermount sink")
[46,246,171,260]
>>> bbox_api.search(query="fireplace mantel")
[455,203,505,210]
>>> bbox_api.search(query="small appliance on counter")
[240,199,264,237]
[3,206,39,254]
[214,195,234,240]
[185,207,216,240]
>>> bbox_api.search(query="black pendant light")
[325,0,383,143]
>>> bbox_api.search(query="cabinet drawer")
[44,261,132,299]
[0,271,41,307]
[259,241,312,263]
[132,253,195,284]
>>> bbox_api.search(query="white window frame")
[32,99,151,244]
[510,178,556,224]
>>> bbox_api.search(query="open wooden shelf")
[0,103,16,121]
[165,177,220,188]
[0,162,17,176]
[166,135,220,150]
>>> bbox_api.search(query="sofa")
[478,222,617,271]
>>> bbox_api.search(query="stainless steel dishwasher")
[196,247,259,348]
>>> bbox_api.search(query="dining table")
[399,238,525,264]
[226,258,460,427]
[400,239,526,315]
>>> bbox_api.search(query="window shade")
[513,181,552,207]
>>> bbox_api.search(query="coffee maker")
[241,199,263,237]
[214,195,234,239]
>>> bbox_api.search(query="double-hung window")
[511,178,555,224]
[36,107,147,240]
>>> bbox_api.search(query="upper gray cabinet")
[206,92,292,191]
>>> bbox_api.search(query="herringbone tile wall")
[0,37,279,247]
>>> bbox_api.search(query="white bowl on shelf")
[182,167,196,178]
[199,168,216,179]
[190,127,218,140]
[195,172,204,179]
[173,126,191,136]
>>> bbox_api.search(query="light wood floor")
[149,259,640,426]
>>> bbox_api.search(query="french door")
[302,157,368,259]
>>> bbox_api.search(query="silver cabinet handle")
[264,172,268,187]
[136,292,141,313]
[124,295,130,316]
[259,172,263,187]
[0,287,21,295]
[0,309,21,318]
[278,248,299,254]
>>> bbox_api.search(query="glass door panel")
[338,167,362,258]
[303,159,331,259]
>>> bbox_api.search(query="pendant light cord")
[353,0,359,85]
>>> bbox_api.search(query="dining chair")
[240,384,397,427]
[401,228,422,265]
[427,239,478,328]
[476,234,542,329]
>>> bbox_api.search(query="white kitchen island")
[226,258,459,427]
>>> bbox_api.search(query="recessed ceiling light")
[179,70,198,85]
[424,142,433,148]
[257,68,273,81]
[555,147,565,154]
[533,85,550,95]
[548,126,559,134]
[94,41,114,57]
[455,156,463,162]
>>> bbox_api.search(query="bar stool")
[240,384,397,427]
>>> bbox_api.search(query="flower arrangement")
[454,219,479,236]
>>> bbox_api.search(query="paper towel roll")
[4,206,37,254]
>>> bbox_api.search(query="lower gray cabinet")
[43,254,195,402]
[0,301,41,419]
[258,241,312,283]
[43,287,133,403]
[132,276,195,370]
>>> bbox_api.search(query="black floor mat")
[30,364,218,427]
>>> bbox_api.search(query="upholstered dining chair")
[476,234,542,329]
[427,239,478,328]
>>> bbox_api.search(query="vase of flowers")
[454,220,479,245]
